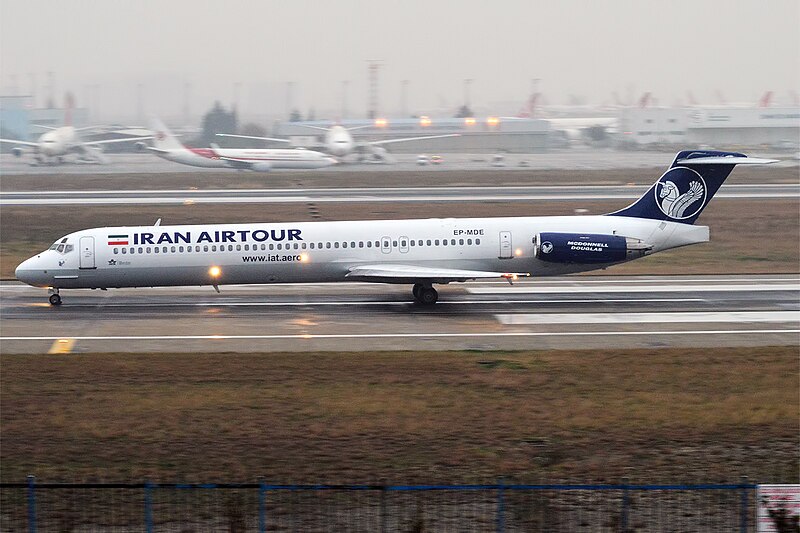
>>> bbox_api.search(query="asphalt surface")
[2,183,796,206]
[2,275,797,353]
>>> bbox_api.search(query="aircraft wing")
[0,138,39,147]
[346,264,526,284]
[83,136,153,146]
[366,133,460,146]
[216,133,292,144]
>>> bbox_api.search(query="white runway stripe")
[468,284,800,294]
[2,329,798,342]
[495,311,800,325]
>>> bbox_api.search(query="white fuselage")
[15,215,708,290]
[323,126,355,157]
[154,146,336,170]
[36,127,79,156]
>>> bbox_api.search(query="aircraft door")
[499,231,513,259]
[79,236,96,269]
[399,236,409,254]
[381,236,392,254]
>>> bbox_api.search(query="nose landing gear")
[412,283,438,305]
[48,288,62,306]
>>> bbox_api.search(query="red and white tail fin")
[148,116,185,150]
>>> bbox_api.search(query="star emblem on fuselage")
[108,259,117,266]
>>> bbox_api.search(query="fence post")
[496,478,505,533]
[258,480,266,533]
[739,476,749,533]
[620,477,630,533]
[26,475,36,533]
[144,481,154,533]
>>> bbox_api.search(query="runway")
[1,275,797,353]
[2,183,796,206]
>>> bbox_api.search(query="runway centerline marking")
[468,284,800,294]
[495,311,800,325]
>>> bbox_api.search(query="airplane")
[216,123,460,163]
[15,150,776,306]
[1,124,154,165]
[0,95,152,165]
[143,117,337,171]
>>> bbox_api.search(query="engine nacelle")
[535,232,651,264]
[249,162,272,172]
[11,147,24,157]
[135,141,148,152]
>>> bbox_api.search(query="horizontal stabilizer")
[676,156,778,165]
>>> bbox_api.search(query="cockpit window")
[49,240,73,254]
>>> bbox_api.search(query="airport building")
[0,95,89,146]
[274,117,552,153]
[618,106,800,149]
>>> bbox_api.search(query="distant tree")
[240,122,267,138]
[289,109,302,122]
[454,105,473,118]
[200,101,237,145]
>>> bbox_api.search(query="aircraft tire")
[49,294,62,306]
[418,286,438,305]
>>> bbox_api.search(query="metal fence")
[1,477,759,532]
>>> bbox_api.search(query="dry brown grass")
[1,347,797,483]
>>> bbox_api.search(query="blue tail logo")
[607,150,762,225]
[654,167,706,220]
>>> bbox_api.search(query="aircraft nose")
[15,256,48,287]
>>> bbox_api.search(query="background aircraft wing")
[82,136,154,146]
[346,264,525,284]
[366,133,460,146]
[216,133,292,144]
[0,139,39,147]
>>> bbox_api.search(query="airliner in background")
[217,123,460,163]
[144,117,337,171]
[0,95,152,165]
[16,151,775,306]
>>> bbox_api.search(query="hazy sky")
[2,0,798,123]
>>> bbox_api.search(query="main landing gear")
[48,288,61,306]
[412,283,438,305]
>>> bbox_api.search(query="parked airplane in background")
[0,94,152,165]
[1,125,152,166]
[16,151,775,306]
[143,118,337,171]
[217,123,460,163]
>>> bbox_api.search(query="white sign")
[757,484,800,532]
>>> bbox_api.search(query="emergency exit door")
[79,236,96,269]
[499,231,513,259]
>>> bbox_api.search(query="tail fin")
[148,116,185,150]
[608,150,777,225]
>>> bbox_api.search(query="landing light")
[208,266,222,278]
[464,117,476,126]
[374,118,388,127]
[515,248,523,256]
[300,253,309,263]
[420,116,432,127]
[487,116,500,127]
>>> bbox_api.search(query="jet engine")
[11,147,24,157]
[535,232,652,264]
[249,162,272,172]
[135,141,148,152]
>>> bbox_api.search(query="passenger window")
[343,242,348,248]
[367,241,372,248]
[244,244,250,251]
[203,246,208,252]
[237,245,242,251]
[310,243,315,250]
[121,248,127,254]
[392,241,397,247]
[326,242,331,249]
[269,244,274,250]
[476,238,481,245]
[409,241,414,247]
[350,241,355,248]
[196,246,201,252]
[375,241,380,247]
[427,240,431,246]
[138,247,143,254]
[302,243,307,249]
[334,242,340,249]
[179,246,184,252]
[261,244,266,250]
[145,247,151,253]
[154,247,159,254]
[277,244,283,250]
[458,239,463,245]
[383,240,389,248]
[113,248,119,254]
[211,245,217,252]
[434,240,439,246]
[359,242,364,248]
[451,239,456,245]
[401,240,406,247]
[467,239,472,245]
